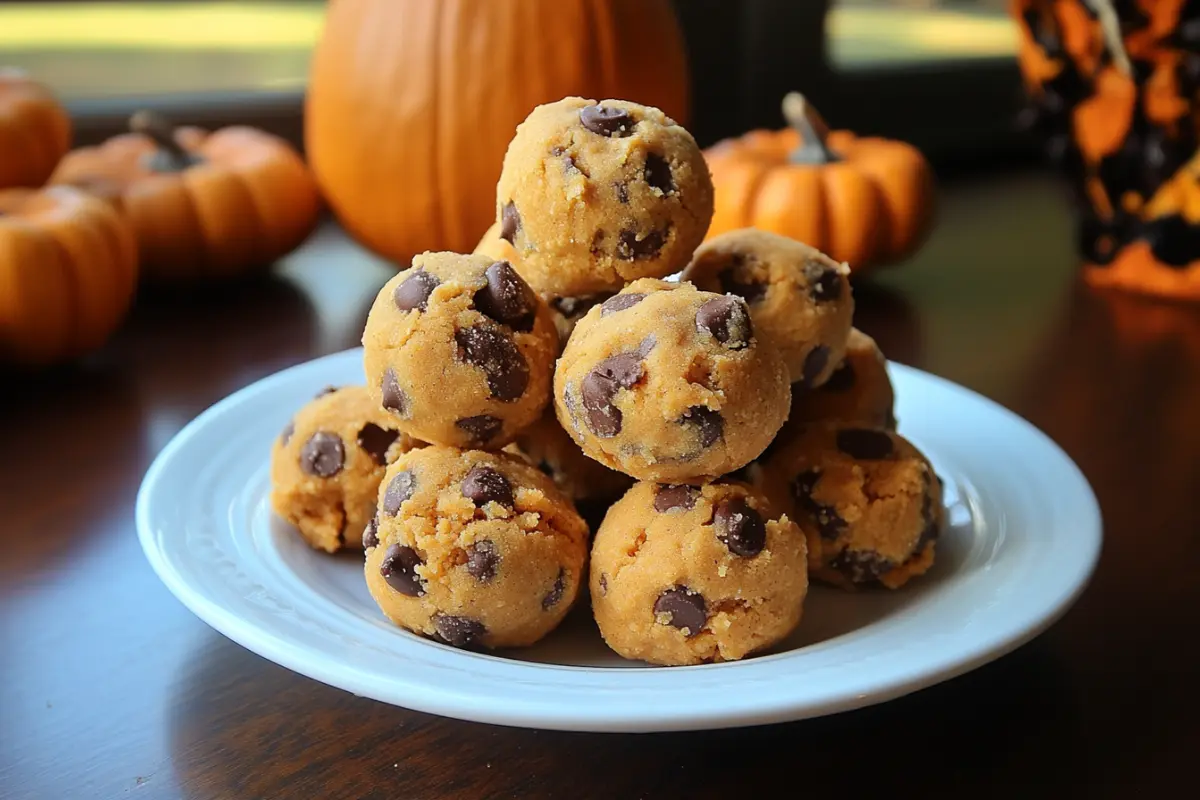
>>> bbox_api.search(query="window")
[828,0,1016,68]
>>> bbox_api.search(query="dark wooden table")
[4,169,1199,799]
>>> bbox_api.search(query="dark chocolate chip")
[357,423,400,466]
[804,261,843,302]
[614,182,630,204]
[383,470,416,515]
[465,540,498,581]
[580,351,646,437]
[714,496,767,557]
[836,428,894,460]
[598,574,608,595]
[695,296,752,349]
[299,432,344,478]
[829,548,895,584]
[381,368,408,416]
[600,293,646,316]
[680,406,723,448]
[461,465,514,509]
[315,385,338,398]
[654,484,698,513]
[475,261,536,332]
[393,269,440,312]
[362,516,379,549]
[280,420,294,446]
[616,228,667,260]
[499,201,521,243]
[456,415,503,446]
[580,104,635,137]
[653,586,707,636]
[801,346,831,387]
[791,469,846,540]
[380,544,425,596]
[542,569,566,610]
[718,264,767,304]
[822,360,856,392]
[643,153,675,194]
[455,325,529,402]
[432,614,486,648]
[536,459,556,478]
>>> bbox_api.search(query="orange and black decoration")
[1015,0,1200,300]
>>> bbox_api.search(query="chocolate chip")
[462,465,514,509]
[432,614,486,648]
[580,351,646,437]
[499,201,520,243]
[714,496,766,557]
[383,470,416,515]
[380,544,425,596]
[617,228,667,260]
[680,406,723,448]
[393,269,440,312]
[536,459,556,478]
[362,516,379,549]
[542,569,566,610]
[550,145,586,176]
[801,346,831,387]
[580,104,634,137]
[551,295,601,319]
[718,263,766,304]
[598,574,608,595]
[455,325,529,402]
[644,153,675,194]
[357,423,400,466]
[280,421,294,446]
[600,293,646,316]
[791,469,846,540]
[475,261,536,332]
[381,368,408,416]
[300,432,344,477]
[465,540,498,581]
[456,415,503,446]
[653,586,707,636]
[805,261,843,302]
[836,428,894,460]
[654,484,698,513]
[696,296,752,349]
[315,385,338,398]
[614,182,630,204]
[829,549,895,584]
[822,360,856,392]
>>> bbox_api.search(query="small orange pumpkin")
[0,185,138,365]
[51,111,320,283]
[0,68,72,189]
[704,93,935,273]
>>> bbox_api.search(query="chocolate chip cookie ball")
[361,252,559,450]
[788,327,896,430]
[763,423,942,590]
[681,228,853,387]
[496,96,714,297]
[590,481,808,666]
[554,279,791,483]
[270,385,422,553]
[506,406,634,508]
[364,447,589,650]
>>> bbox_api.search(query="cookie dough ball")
[590,481,807,666]
[506,406,634,507]
[361,252,559,450]
[554,279,791,483]
[788,328,896,430]
[681,228,854,387]
[763,423,941,590]
[270,385,422,553]
[364,447,589,650]
[496,97,714,297]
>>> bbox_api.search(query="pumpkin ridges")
[3,102,55,189]
[44,195,117,354]
[183,166,265,276]
[753,167,829,252]
[820,162,886,268]
[0,218,74,363]
[839,137,934,262]
[707,158,766,235]
[123,176,205,281]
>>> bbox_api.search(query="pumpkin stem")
[130,110,201,172]
[1086,0,1132,77]
[782,92,838,165]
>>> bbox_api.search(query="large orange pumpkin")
[0,185,138,365]
[306,0,690,266]
[704,93,935,273]
[0,69,72,190]
[51,112,320,283]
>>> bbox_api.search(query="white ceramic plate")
[137,348,1101,733]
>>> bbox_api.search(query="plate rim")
[136,348,1103,732]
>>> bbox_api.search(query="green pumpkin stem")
[130,110,200,172]
[783,92,838,165]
